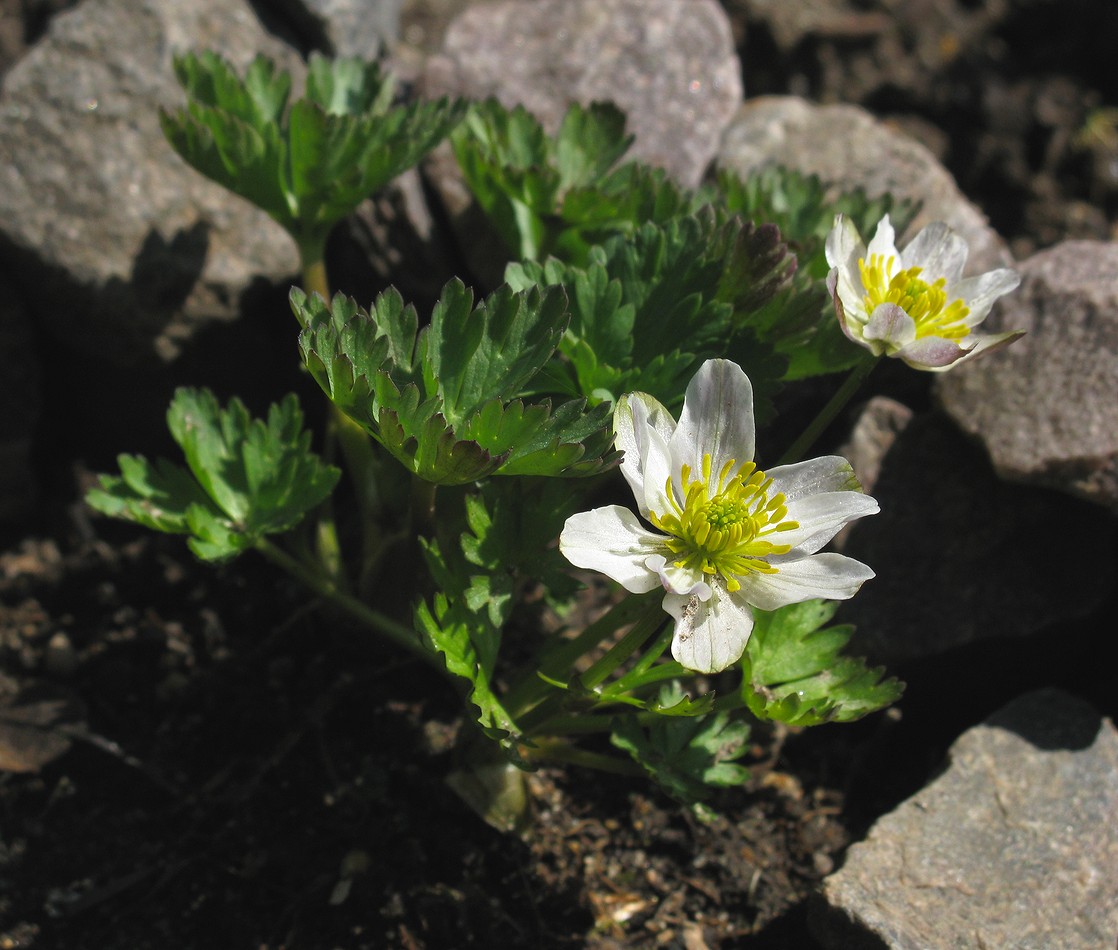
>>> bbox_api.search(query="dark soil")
[2,1,1117,948]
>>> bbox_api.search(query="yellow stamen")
[649,454,799,592]
[859,254,970,342]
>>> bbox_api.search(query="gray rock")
[0,0,301,366]
[840,412,1115,665]
[832,396,913,551]
[839,396,914,497]
[422,0,743,189]
[276,0,403,59]
[814,689,1118,950]
[717,97,1010,273]
[937,240,1118,512]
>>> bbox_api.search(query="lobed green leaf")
[741,600,904,726]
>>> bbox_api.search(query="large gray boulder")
[815,689,1118,950]
[840,412,1114,665]
[717,97,1009,273]
[938,240,1118,512]
[0,0,301,366]
[422,0,743,189]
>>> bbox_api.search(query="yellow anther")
[650,453,800,587]
[858,254,971,342]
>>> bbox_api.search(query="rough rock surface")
[840,412,1115,665]
[0,0,300,366]
[422,0,742,189]
[717,97,1009,273]
[814,689,1118,950]
[937,240,1118,512]
[277,0,403,59]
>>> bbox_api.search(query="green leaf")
[415,593,521,750]
[422,281,569,425]
[86,390,340,561]
[163,51,464,257]
[509,213,793,417]
[554,101,633,191]
[611,684,752,802]
[453,99,686,265]
[87,455,217,535]
[296,281,618,484]
[741,600,904,726]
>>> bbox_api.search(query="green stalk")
[579,603,666,690]
[298,242,385,589]
[520,739,644,777]
[255,539,441,671]
[503,594,655,718]
[776,358,877,466]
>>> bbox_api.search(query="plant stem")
[503,594,655,718]
[299,244,386,589]
[579,603,666,690]
[776,358,877,466]
[520,739,644,777]
[255,539,441,671]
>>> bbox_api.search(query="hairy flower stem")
[776,358,876,466]
[255,539,442,671]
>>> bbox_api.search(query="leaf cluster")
[611,683,752,802]
[741,600,903,726]
[161,52,465,256]
[453,99,703,264]
[414,477,588,759]
[87,390,339,561]
[293,280,620,485]
[506,210,793,419]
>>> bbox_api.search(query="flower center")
[859,254,971,342]
[649,454,800,592]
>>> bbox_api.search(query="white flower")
[558,360,878,674]
[825,214,1022,371]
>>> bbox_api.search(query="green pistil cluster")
[859,254,971,341]
[650,454,799,592]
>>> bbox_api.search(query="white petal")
[865,214,898,261]
[824,214,865,272]
[665,584,754,674]
[644,554,711,598]
[615,392,676,518]
[863,303,917,350]
[559,506,665,593]
[768,456,864,501]
[901,222,968,283]
[777,491,880,555]
[895,336,969,370]
[735,553,875,611]
[936,329,1025,369]
[952,268,1021,325]
[670,359,755,489]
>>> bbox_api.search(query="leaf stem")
[254,538,441,671]
[579,602,666,690]
[776,357,876,466]
[519,739,644,776]
[503,593,655,717]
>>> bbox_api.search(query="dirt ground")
[2,1,1117,947]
